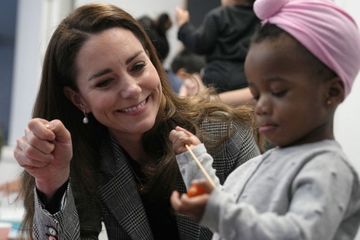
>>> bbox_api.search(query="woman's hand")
[14,118,72,199]
[169,126,201,154]
[171,180,213,222]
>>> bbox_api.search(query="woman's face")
[72,27,162,140]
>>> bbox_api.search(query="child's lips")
[258,123,277,134]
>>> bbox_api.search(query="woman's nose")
[119,75,142,98]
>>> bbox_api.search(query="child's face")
[245,35,332,147]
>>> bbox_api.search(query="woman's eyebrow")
[88,50,144,81]
[88,68,112,81]
[126,50,143,65]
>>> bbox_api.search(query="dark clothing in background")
[178,5,259,93]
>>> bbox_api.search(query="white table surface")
[0,146,24,239]
[0,146,109,239]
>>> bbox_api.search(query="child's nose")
[255,96,271,115]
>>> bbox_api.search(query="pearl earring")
[82,108,89,124]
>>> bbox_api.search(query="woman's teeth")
[121,99,146,113]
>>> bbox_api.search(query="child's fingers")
[170,128,193,144]
[175,126,193,137]
[192,179,214,192]
[170,191,183,211]
[175,126,201,145]
[172,139,188,154]
[169,129,178,143]
[170,126,201,154]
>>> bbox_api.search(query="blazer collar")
[98,136,153,240]
[98,135,201,240]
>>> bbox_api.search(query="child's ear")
[325,76,345,106]
[63,86,89,112]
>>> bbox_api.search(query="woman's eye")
[131,62,145,72]
[95,78,112,88]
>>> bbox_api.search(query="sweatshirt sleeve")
[177,9,220,54]
[200,154,357,240]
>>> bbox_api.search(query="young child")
[169,0,360,239]
[176,0,259,93]
[170,48,206,97]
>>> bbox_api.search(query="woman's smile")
[118,96,148,114]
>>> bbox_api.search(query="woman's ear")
[325,76,345,106]
[63,86,89,112]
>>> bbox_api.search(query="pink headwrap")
[254,0,360,96]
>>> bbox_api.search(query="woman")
[14,3,260,239]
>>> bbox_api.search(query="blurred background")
[0,0,359,239]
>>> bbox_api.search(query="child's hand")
[171,180,213,222]
[169,126,201,154]
[175,7,190,26]
[187,179,214,197]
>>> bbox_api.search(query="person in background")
[138,13,183,94]
[14,3,260,239]
[138,13,172,63]
[169,0,360,239]
[175,0,259,95]
[170,48,255,107]
[170,48,207,97]
[215,87,255,107]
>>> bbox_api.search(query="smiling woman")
[63,28,162,147]
[14,3,260,239]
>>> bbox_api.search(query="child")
[175,0,259,93]
[170,48,206,97]
[169,0,360,239]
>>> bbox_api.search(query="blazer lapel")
[175,173,201,240]
[98,138,153,240]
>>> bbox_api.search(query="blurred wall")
[76,0,184,68]
[8,0,44,146]
[8,0,73,146]
[0,0,17,143]
[334,0,360,183]
[333,1,360,236]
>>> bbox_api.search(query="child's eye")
[272,90,287,98]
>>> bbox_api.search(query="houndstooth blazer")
[32,119,260,240]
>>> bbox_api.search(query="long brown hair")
[20,3,255,237]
